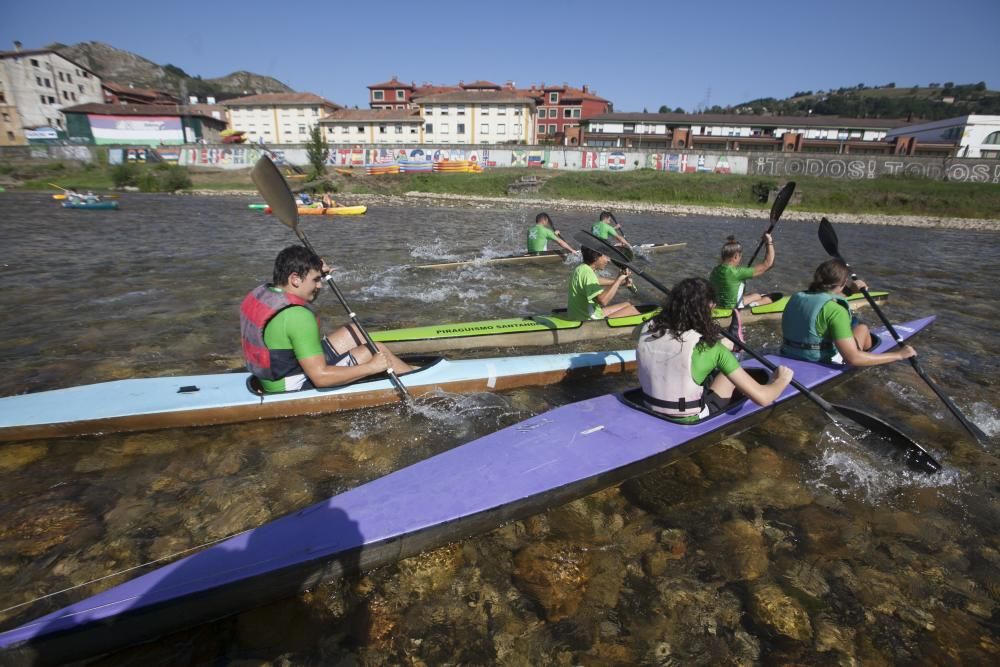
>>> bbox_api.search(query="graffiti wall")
[749,154,1000,183]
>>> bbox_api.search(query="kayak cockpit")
[617,368,771,424]
[244,355,445,397]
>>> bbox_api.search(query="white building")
[0,45,103,145]
[886,114,1000,159]
[413,90,536,145]
[224,93,341,145]
[318,108,423,145]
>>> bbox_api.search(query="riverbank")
[186,188,1000,231]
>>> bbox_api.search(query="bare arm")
[595,273,628,306]
[836,339,916,367]
[751,233,775,277]
[299,351,389,388]
[554,234,578,254]
[726,365,794,407]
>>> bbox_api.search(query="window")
[498,105,507,116]
[62,91,68,100]
[67,74,72,83]
[457,106,465,116]
[538,108,546,119]
[456,123,465,134]
[425,105,433,115]
[36,76,43,86]
[564,108,580,118]
[410,126,418,134]
[2,112,8,121]
[395,124,403,134]
[373,90,384,100]
[379,125,387,134]
[624,123,635,132]
[48,96,55,104]
[549,124,557,134]
[6,131,13,141]
[538,125,547,135]
[514,123,521,135]
[480,123,489,134]
[984,131,1000,145]
[497,123,506,135]
[357,126,364,132]
[441,105,449,115]
[341,126,349,134]
[312,108,319,115]
[514,108,521,116]
[45,78,51,87]
[481,105,490,116]
[58,72,64,81]
[425,123,433,133]
[30,59,39,67]
[71,92,76,101]
[298,125,306,133]
[549,92,558,104]
[396,89,405,100]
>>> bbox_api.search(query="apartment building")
[225,92,341,145]
[531,84,611,143]
[0,44,103,145]
[414,90,536,145]
[318,108,424,144]
[885,114,1000,158]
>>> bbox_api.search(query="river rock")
[397,542,465,596]
[726,476,813,511]
[582,550,626,608]
[512,541,592,621]
[747,446,787,478]
[548,499,600,542]
[793,505,854,557]
[621,457,711,516]
[0,443,47,471]
[0,500,90,557]
[693,438,748,482]
[747,581,813,641]
[709,519,769,581]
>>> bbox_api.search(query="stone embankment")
[188,189,1000,232]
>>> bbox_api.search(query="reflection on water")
[0,193,998,664]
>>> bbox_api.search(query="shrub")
[111,163,139,188]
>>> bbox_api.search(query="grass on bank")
[4,161,999,219]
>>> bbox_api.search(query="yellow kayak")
[264,205,368,216]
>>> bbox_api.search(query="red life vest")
[240,284,319,381]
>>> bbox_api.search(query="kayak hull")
[60,200,119,210]
[0,351,636,442]
[373,291,889,354]
[412,242,686,270]
[0,317,935,663]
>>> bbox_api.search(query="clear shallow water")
[0,192,998,665]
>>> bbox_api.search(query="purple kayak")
[0,317,937,664]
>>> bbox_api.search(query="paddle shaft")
[854,276,987,443]
[745,222,775,267]
[746,181,795,266]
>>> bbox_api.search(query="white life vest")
[636,325,706,417]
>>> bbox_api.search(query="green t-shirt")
[527,223,558,252]
[709,264,755,309]
[567,263,604,320]
[260,302,324,393]
[591,220,617,240]
[670,341,741,424]
[815,299,854,342]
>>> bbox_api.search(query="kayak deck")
[373,291,889,354]
[412,242,686,270]
[0,317,935,662]
[0,350,636,442]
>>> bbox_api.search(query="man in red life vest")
[241,245,414,393]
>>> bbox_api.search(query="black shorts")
[322,338,357,367]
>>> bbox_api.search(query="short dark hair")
[535,212,551,225]
[581,246,605,265]
[273,245,323,286]
[808,258,850,292]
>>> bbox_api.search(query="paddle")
[818,218,987,445]
[49,183,119,199]
[251,155,410,403]
[745,181,796,267]
[573,230,942,474]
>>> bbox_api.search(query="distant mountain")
[49,41,294,101]
[728,82,1000,121]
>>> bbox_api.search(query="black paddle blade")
[573,231,631,265]
[832,403,942,474]
[770,181,796,223]
[818,217,841,258]
[252,156,299,233]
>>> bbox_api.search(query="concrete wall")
[2,143,999,184]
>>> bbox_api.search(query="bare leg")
[326,325,417,373]
[742,292,773,307]
[709,372,737,400]
[852,323,873,351]
[602,302,641,318]
[348,342,416,374]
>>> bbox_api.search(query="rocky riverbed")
[189,189,1000,232]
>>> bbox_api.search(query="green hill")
[732,82,1000,120]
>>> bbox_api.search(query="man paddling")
[241,245,414,393]
[527,212,577,255]
[708,234,776,309]
[567,246,641,321]
[590,211,631,249]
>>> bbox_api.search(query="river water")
[0,192,998,665]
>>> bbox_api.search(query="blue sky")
[2,0,998,112]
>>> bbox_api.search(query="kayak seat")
[618,368,770,424]
[247,375,265,397]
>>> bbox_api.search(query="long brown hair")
[646,277,720,346]
[720,235,742,261]
[807,259,850,292]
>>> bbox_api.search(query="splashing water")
[808,429,959,504]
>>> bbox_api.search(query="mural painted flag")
[608,152,626,171]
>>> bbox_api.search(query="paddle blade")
[572,231,631,266]
[832,403,942,474]
[818,218,841,258]
[769,181,796,223]
[251,156,298,232]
